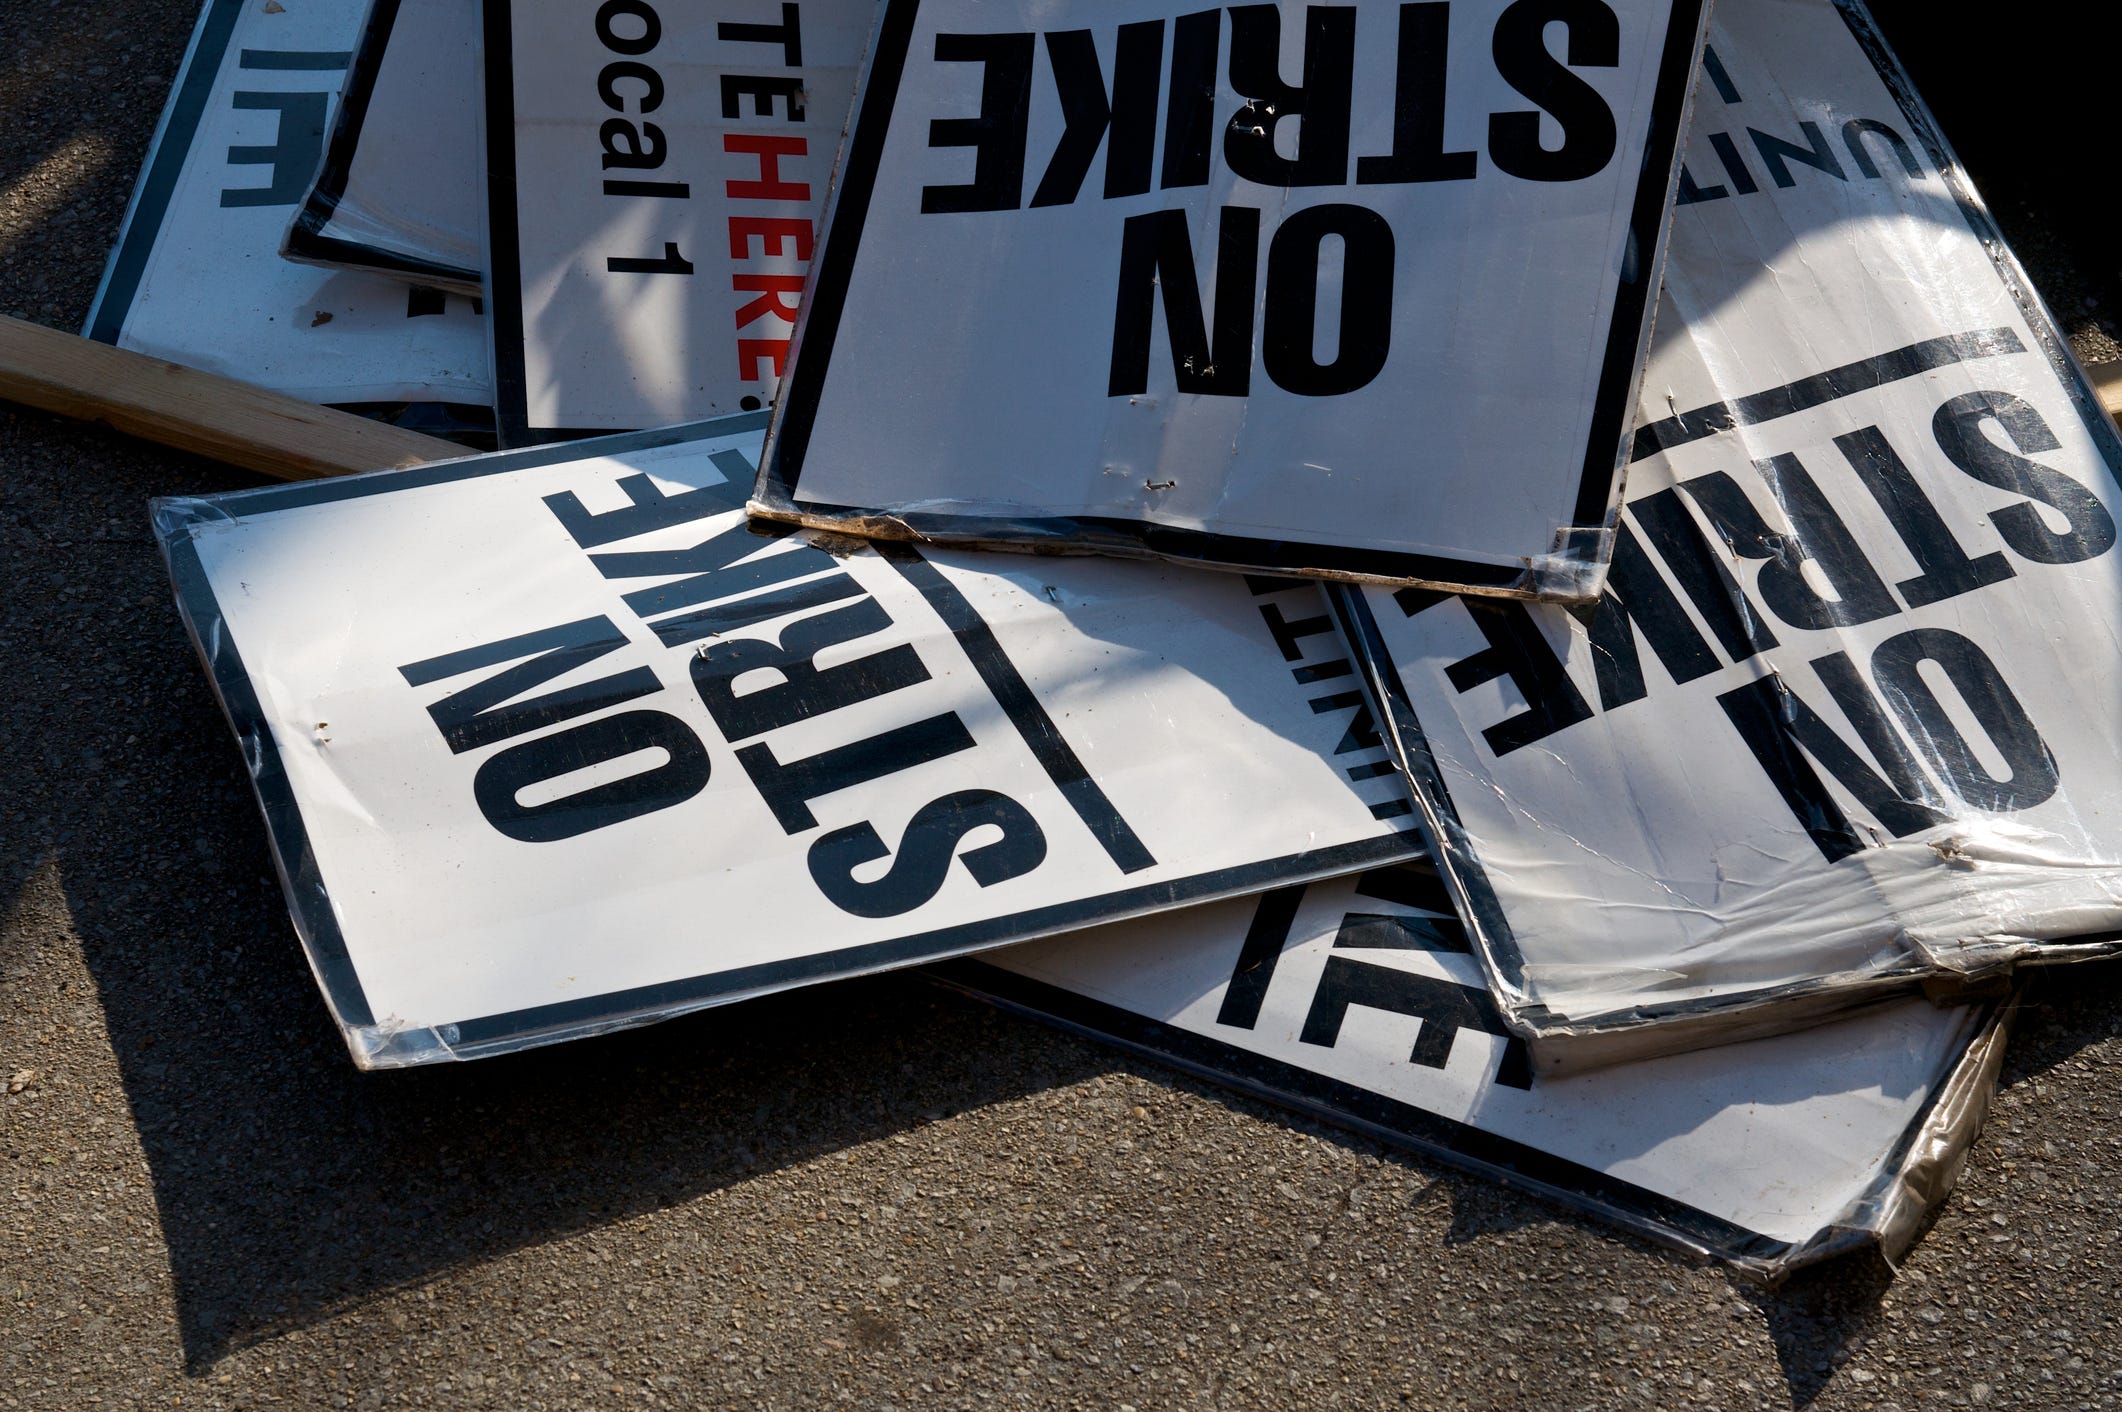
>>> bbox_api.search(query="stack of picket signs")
[100,0,2122,1280]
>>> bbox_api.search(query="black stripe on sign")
[1630,326,2026,460]
[1213,885,1307,1030]
[879,547,1157,875]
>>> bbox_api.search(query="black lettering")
[1628,487,1779,660]
[600,117,667,170]
[598,59,664,112]
[1810,649,1948,814]
[545,457,746,549]
[1257,598,1334,659]
[1871,628,2058,812]
[474,710,710,843]
[808,789,1048,917]
[1107,206,1258,396]
[596,0,661,55]
[1717,671,1950,864]
[1673,162,1727,205]
[722,73,805,122]
[1700,43,1740,104]
[1749,121,1844,188]
[1488,0,1618,183]
[1355,3,1475,184]
[1299,956,1531,1088]
[607,242,695,275]
[1223,3,1355,188]
[1428,596,1593,757]
[649,573,868,650]
[1353,861,1454,915]
[1581,523,1721,711]
[921,33,1036,213]
[1681,459,1898,631]
[718,3,802,65]
[1932,390,2116,564]
[1261,203,1393,396]
[1215,885,1307,1029]
[1705,131,1758,195]
[400,616,660,755]
[692,596,931,742]
[1160,8,1221,189]
[593,516,834,620]
[221,92,327,207]
[1843,117,1922,180]
[738,713,978,834]
[603,178,691,198]
[1833,425,2014,608]
[1331,911,1468,953]
[1030,22,1163,206]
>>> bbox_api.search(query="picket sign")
[751,0,1709,594]
[1336,0,2122,1070]
[484,0,879,443]
[85,0,490,409]
[282,0,484,293]
[154,416,1418,1066]
[941,864,2010,1278]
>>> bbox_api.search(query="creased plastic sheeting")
[935,865,2012,1280]
[1331,0,2122,1071]
[485,0,878,444]
[152,415,1419,1068]
[281,0,483,293]
[749,0,1709,595]
[82,0,490,407]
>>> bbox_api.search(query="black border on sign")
[930,945,1999,1277]
[753,0,1709,591]
[481,0,665,448]
[1328,0,2122,1040]
[85,0,247,343]
[282,0,486,291]
[152,413,1421,1063]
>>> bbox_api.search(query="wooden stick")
[0,313,460,480]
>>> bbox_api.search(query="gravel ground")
[2,3,2118,1408]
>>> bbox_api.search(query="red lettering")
[724,134,809,201]
[738,338,792,380]
[728,216,815,261]
[733,274,804,329]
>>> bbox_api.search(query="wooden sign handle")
[0,313,460,480]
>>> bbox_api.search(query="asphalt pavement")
[3,2,2118,1407]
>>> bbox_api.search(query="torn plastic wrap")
[936,864,2014,1280]
[152,415,1420,1068]
[1331,0,2122,1071]
[282,0,484,294]
[84,0,491,410]
[748,0,1710,594]
[484,0,879,444]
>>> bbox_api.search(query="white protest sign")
[484,0,878,442]
[1335,0,2122,1066]
[282,0,484,293]
[85,0,490,408]
[941,864,2006,1276]
[154,417,1418,1067]
[751,0,1708,593]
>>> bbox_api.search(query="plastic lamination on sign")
[484,0,880,443]
[84,0,491,407]
[281,0,485,293]
[1335,0,2122,1070]
[153,416,1419,1067]
[938,865,2013,1281]
[750,0,1710,594]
